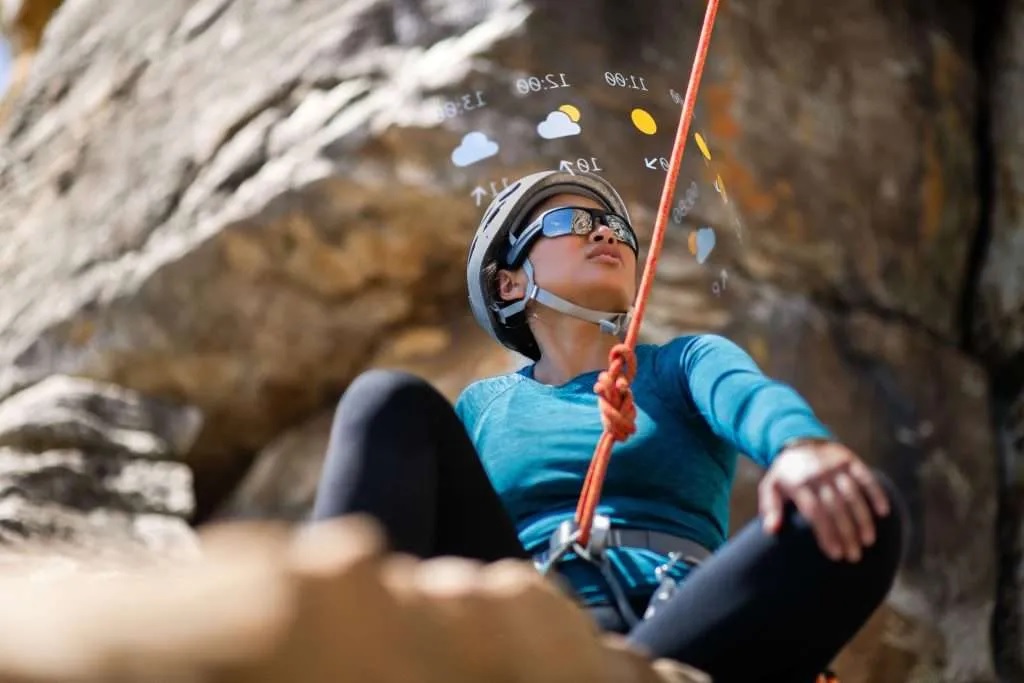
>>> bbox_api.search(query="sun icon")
[558,104,581,122]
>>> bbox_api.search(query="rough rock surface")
[0,0,1017,681]
[0,376,200,558]
[0,0,64,119]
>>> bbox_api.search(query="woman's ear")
[497,268,525,302]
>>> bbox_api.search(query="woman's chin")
[542,272,635,312]
[568,285,635,312]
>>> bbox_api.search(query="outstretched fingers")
[791,486,843,562]
[847,458,891,518]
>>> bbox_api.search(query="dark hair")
[482,259,501,305]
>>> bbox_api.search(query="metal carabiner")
[642,551,696,620]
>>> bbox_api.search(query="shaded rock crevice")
[969,0,1024,679]
[965,0,1007,358]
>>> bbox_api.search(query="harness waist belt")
[607,528,712,562]
[532,527,712,566]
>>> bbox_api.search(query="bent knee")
[345,368,430,399]
[785,468,907,573]
[335,368,446,421]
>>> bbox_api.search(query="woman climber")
[311,170,905,683]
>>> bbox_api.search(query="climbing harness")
[642,548,706,620]
[532,513,711,627]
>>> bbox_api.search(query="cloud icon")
[451,131,499,167]
[537,110,582,139]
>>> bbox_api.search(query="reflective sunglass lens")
[545,210,570,234]
[606,215,626,230]
[606,216,636,247]
[570,209,594,235]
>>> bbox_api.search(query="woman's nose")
[588,224,619,244]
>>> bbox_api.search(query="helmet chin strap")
[493,259,632,338]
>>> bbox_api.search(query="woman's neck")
[528,312,618,385]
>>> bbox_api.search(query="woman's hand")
[759,439,890,562]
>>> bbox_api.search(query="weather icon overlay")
[537,105,582,139]
[451,131,500,167]
[688,226,716,264]
[631,108,657,135]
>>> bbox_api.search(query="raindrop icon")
[694,227,716,264]
[694,133,712,161]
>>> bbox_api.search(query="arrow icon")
[559,160,576,175]
[644,157,670,171]
[471,186,488,206]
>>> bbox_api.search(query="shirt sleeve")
[453,387,477,433]
[662,334,835,468]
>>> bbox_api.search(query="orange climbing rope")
[575,0,722,547]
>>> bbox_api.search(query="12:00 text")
[516,73,572,94]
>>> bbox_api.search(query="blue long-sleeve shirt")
[453,333,834,606]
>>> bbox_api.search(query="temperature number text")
[559,157,604,175]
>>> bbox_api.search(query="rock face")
[975,1,1024,679]
[0,0,63,119]
[0,0,1019,681]
[0,375,200,559]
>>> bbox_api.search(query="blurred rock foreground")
[0,0,1021,681]
[0,515,710,683]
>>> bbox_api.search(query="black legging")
[312,369,905,683]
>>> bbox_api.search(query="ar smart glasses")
[504,206,639,267]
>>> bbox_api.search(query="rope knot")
[593,343,638,442]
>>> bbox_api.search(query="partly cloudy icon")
[537,110,582,139]
[451,131,499,167]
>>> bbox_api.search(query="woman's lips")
[587,245,623,264]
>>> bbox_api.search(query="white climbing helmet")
[466,169,635,360]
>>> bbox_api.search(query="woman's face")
[498,193,638,313]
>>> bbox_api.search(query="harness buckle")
[586,513,612,557]
[547,514,612,559]
[535,513,615,575]
[549,519,576,553]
